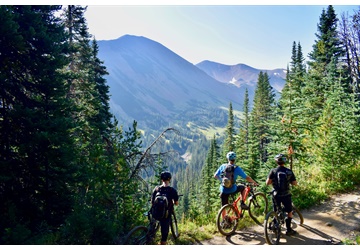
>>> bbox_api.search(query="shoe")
[240,203,249,210]
[286,229,297,236]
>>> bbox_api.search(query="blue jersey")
[214,164,247,194]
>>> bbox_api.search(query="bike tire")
[170,211,180,239]
[248,192,268,226]
[264,211,281,245]
[216,204,239,236]
[124,226,149,245]
[291,204,304,225]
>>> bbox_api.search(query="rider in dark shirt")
[151,171,179,245]
[266,154,298,236]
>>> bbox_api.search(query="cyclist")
[151,171,179,245]
[266,154,298,236]
[214,151,258,209]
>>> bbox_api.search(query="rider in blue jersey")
[214,151,258,209]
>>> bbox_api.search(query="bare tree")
[338,8,360,98]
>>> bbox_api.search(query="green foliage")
[2,4,360,245]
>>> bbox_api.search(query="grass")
[166,214,262,245]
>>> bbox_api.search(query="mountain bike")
[264,189,304,245]
[216,182,268,236]
[124,195,182,244]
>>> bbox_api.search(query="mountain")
[196,60,286,93]
[97,35,286,135]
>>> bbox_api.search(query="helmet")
[226,151,236,161]
[274,154,286,164]
[160,171,171,181]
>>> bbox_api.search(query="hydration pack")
[151,186,169,220]
[221,164,237,188]
[275,168,291,195]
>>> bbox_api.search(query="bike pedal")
[240,214,244,218]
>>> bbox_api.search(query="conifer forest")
[1,5,360,244]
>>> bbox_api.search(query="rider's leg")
[282,196,296,235]
[237,185,248,210]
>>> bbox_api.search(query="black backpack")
[151,186,170,220]
[275,168,290,194]
[221,164,237,188]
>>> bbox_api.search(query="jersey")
[151,185,178,220]
[268,166,296,196]
[215,163,247,194]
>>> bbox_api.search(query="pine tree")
[236,89,250,168]
[271,42,307,171]
[222,102,236,155]
[314,58,360,183]
[200,135,221,214]
[244,71,276,180]
[305,5,345,121]
[0,6,78,242]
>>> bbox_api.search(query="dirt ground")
[198,186,360,245]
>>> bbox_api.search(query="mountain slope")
[97,35,249,130]
[196,60,286,93]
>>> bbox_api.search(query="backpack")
[275,168,290,194]
[221,164,237,188]
[151,186,170,220]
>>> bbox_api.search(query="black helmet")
[274,154,286,164]
[160,171,171,181]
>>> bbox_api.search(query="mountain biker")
[214,151,258,209]
[266,154,298,236]
[151,171,179,245]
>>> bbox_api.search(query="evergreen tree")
[236,89,250,168]
[314,58,360,184]
[304,5,345,121]
[200,135,220,214]
[0,5,78,243]
[222,102,236,155]
[270,42,307,171]
[244,71,276,180]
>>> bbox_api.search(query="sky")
[10,1,359,70]
[82,2,359,70]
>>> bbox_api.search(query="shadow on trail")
[221,223,343,245]
[225,231,265,245]
[289,224,343,245]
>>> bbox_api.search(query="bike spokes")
[264,211,281,245]
[249,192,268,226]
[216,204,239,236]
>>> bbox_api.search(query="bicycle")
[124,195,182,244]
[216,182,268,236]
[264,189,304,245]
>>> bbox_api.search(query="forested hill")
[96,35,286,135]
[1,5,360,245]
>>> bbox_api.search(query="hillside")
[97,35,286,136]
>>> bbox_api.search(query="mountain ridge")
[97,34,286,133]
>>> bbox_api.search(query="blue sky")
[83,3,359,69]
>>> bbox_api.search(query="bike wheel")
[291,204,304,225]
[264,211,281,245]
[170,211,180,239]
[248,192,268,226]
[216,204,239,236]
[124,226,149,245]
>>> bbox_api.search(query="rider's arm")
[245,175,258,185]
[265,169,274,185]
[265,178,272,185]
[214,167,223,181]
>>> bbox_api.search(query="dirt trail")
[198,186,360,245]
